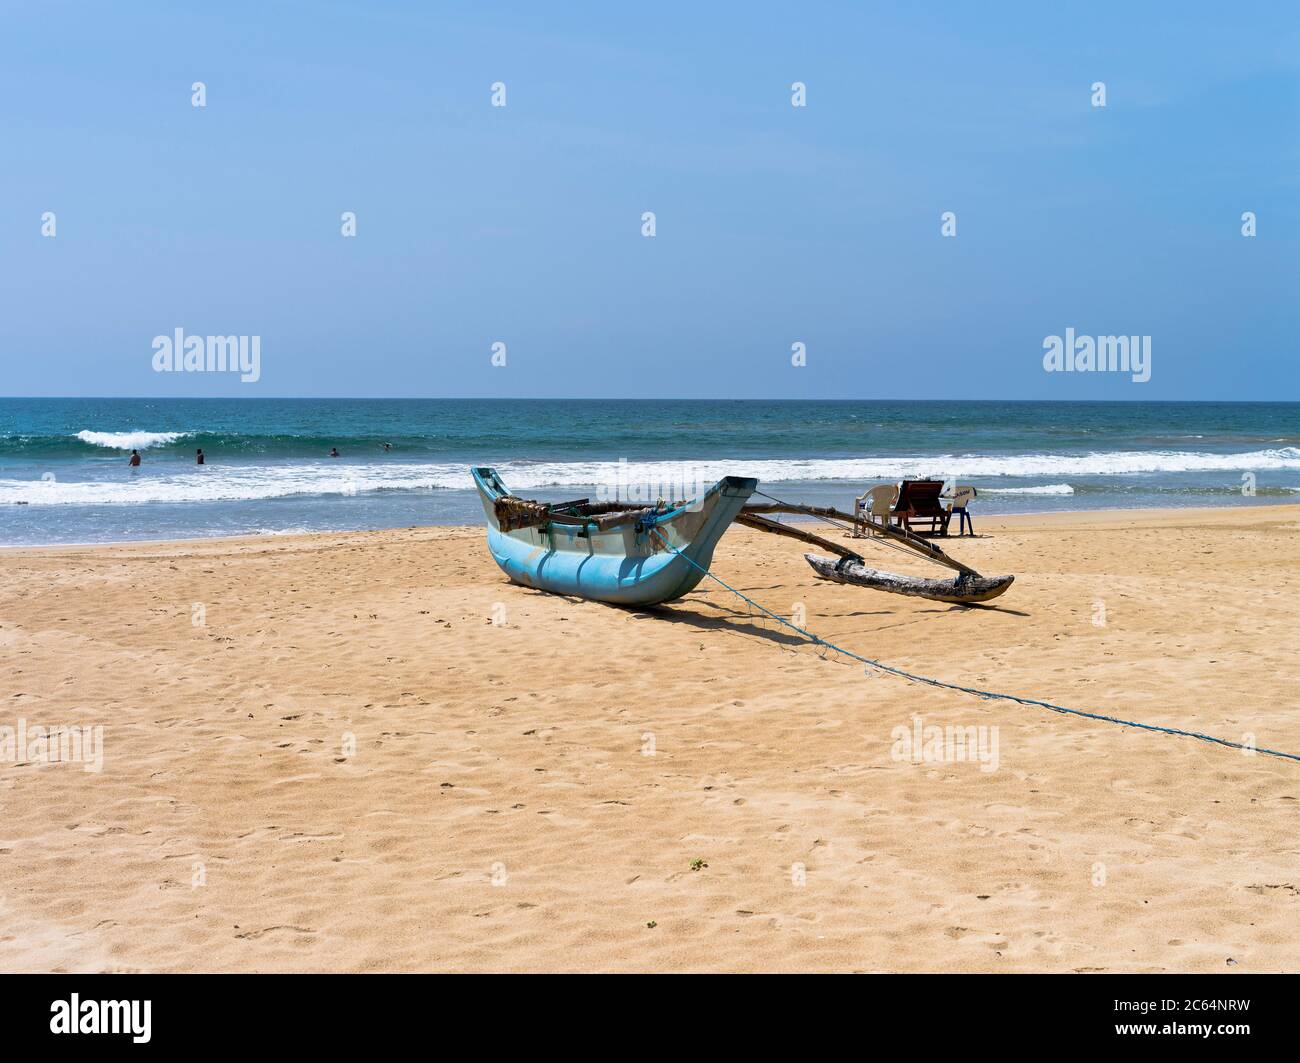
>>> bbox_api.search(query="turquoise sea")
[2,398,1298,546]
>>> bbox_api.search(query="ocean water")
[2,398,1298,546]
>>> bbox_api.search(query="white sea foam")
[1,464,442,506]
[4,449,1299,506]
[981,483,1075,496]
[75,430,189,450]
[483,448,1300,486]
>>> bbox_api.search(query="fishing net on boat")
[494,495,553,532]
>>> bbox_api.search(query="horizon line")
[2,396,1297,404]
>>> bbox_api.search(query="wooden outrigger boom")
[740,503,976,574]
[737,503,1014,605]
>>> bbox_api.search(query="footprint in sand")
[234,925,315,940]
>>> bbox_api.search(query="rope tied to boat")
[649,527,1300,766]
[634,502,664,535]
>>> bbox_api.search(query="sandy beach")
[2,504,1298,973]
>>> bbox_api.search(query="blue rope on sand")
[651,529,1300,765]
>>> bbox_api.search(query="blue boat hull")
[472,467,757,605]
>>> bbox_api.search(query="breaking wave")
[480,449,1300,486]
[3,449,1299,506]
[981,483,1075,496]
[74,430,190,450]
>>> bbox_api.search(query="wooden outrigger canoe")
[472,466,757,605]
[473,468,1013,607]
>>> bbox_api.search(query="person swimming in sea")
[329,447,340,457]
[381,442,392,452]
[128,450,141,467]
[196,449,205,465]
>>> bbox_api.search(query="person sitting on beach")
[329,447,340,458]
[128,450,141,467]
[196,449,205,465]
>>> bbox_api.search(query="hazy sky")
[2,1,1296,399]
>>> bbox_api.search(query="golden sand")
[2,505,1298,972]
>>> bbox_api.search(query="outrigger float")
[473,467,1013,607]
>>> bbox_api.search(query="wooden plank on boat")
[804,553,1014,604]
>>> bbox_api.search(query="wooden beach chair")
[892,479,950,536]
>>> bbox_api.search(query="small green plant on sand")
[690,859,708,871]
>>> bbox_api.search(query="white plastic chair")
[944,485,977,536]
[855,483,898,536]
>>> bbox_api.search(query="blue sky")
[1,0,1296,399]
